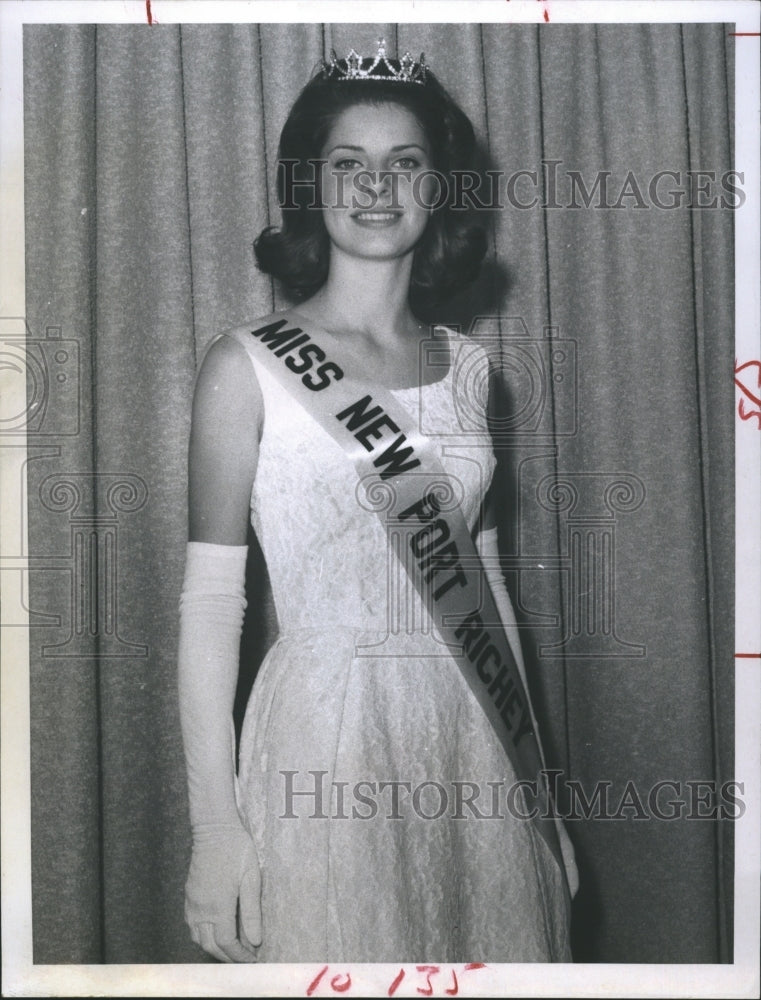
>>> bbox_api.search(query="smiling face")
[320,102,435,263]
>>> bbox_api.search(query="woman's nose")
[367,168,394,207]
[369,168,391,191]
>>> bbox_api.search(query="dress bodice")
[235,327,497,635]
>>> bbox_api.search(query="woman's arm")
[188,332,263,545]
[178,332,264,961]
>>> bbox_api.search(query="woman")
[178,41,577,964]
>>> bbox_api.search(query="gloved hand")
[178,541,264,959]
[185,821,262,962]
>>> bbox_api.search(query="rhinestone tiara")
[320,38,427,86]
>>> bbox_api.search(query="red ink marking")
[307,966,329,997]
[739,398,761,427]
[735,359,761,427]
[388,969,405,997]
[736,360,761,404]
[330,972,352,993]
[416,965,440,996]
[445,969,459,996]
[735,653,761,658]
[464,963,486,970]
[537,0,550,22]
[146,0,157,24]
[729,32,761,37]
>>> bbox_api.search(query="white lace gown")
[229,325,572,962]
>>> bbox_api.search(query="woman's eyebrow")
[325,143,429,154]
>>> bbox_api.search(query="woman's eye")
[334,158,361,170]
[393,156,420,170]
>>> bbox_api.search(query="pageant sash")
[227,311,565,878]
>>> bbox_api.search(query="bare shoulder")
[192,323,273,427]
[197,325,255,386]
[187,322,276,543]
[197,310,294,376]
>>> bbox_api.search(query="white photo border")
[1,1,759,997]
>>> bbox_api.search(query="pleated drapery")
[24,22,734,964]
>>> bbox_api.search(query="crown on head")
[321,38,427,86]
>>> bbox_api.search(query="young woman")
[178,42,578,964]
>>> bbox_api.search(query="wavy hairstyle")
[254,66,488,311]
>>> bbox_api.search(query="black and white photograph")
[1,1,759,996]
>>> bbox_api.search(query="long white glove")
[178,540,262,961]
[477,526,580,898]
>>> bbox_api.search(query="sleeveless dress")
[228,324,572,963]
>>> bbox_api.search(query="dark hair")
[253,68,487,312]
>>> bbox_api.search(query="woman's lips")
[351,210,403,227]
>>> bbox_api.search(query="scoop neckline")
[285,310,457,394]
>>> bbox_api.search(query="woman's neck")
[296,250,420,343]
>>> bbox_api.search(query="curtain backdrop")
[24,22,735,964]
